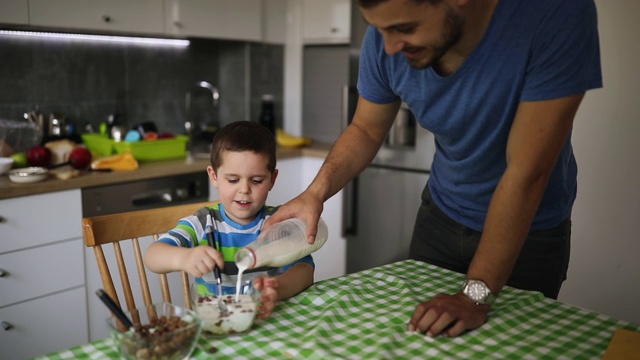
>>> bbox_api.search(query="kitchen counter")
[0,143,332,200]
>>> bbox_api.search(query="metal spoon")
[206,213,228,314]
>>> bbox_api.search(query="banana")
[276,128,312,148]
[91,151,139,171]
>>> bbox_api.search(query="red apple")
[68,147,92,170]
[27,146,52,167]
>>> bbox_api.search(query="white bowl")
[0,157,13,175]
[8,167,49,183]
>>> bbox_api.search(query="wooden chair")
[83,201,212,313]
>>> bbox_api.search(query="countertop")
[0,143,332,200]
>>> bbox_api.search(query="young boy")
[144,121,314,318]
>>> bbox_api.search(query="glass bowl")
[191,278,260,337]
[106,302,202,360]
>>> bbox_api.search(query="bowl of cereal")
[191,278,260,336]
[107,302,202,360]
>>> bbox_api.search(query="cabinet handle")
[331,27,339,33]
[1,321,12,331]
[0,216,5,223]
[173,21,183,29]
[0,269,6,277]
[102,15,112,23]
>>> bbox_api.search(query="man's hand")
[265,191,324,244]
[408,292,490,337]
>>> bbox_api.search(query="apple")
[10,152,28,168]
[27,146,52,167]
[68,146,92,170]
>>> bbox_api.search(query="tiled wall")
[0,35,283,138]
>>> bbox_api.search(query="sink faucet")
[185,81,219,134]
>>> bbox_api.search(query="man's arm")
[409,93,585,337]
[266,97,401,242]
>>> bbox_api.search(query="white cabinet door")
[165,0,262,41]
[0,240,84,307]
[0,0,28,25]
[0,189,82,253]
[0,288,88,360]
[303,0,351,44]
[29,0,165,35]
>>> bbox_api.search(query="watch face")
[468,282,487,302]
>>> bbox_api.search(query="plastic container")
[81,133,115,156]
[235,217,328,270]
[112,135,188,162]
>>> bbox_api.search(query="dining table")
[35,260,639,359]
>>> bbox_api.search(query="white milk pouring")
[234,218,329,301]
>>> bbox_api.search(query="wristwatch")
[461,279,496,305]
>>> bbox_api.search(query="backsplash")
[0,35,283,137]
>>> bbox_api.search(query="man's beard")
[405,6,464,69]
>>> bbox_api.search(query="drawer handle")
[0,269,6,277]
[1,321,12,331]
[102,15,112,23]
[0,216,5,223]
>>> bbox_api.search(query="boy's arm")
[273,262,314,300]
[144,241,223,277]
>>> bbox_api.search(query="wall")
[558,0,640,325]
[0,35,283,138]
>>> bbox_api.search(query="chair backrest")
[83,201,213,313]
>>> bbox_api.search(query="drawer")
[0,240,84,307]
[0,189,82,253]
[0,287,88,360]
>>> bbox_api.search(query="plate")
[8,167,50,183]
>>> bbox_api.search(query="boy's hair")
[210,121,276,172]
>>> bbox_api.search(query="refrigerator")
[343,101,436,274]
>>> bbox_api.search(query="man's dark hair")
[210,121,276,172]
[358,0,439,9]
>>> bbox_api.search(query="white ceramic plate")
[8,167,50,183]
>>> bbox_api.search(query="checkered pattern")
[35,260,639,360]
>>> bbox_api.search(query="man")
[267,0,601,337]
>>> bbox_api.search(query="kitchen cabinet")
[165,0,262,42]
[302,0,351,44]
[0,0,29,25]
[0,190,87,360]
[29,0,165,35]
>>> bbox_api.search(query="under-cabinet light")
[0,30,190,47]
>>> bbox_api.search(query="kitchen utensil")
[110,125,127,142]
[206,213,228,314]
[95,289,133,329]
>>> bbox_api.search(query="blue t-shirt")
[358,0,602,231]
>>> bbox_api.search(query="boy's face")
[208,150,277,225]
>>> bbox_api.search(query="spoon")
[96,289,133,329]
[206,213,229,314]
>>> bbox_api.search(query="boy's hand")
[253,276,279,319]
[179,246,223,278]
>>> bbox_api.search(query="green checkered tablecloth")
[35,260,639,359]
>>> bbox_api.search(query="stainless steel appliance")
[343,104,435,274]
[82,172,209,217]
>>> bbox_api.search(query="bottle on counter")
[258,94,275,134]
[235,218,328,270]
